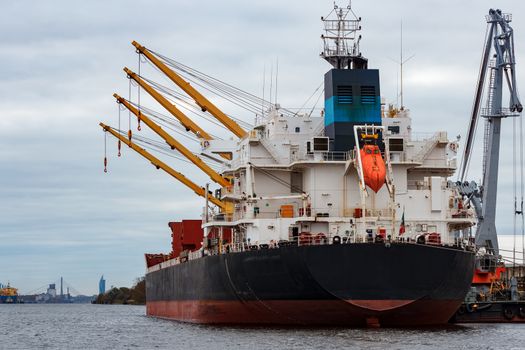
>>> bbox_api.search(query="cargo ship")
[101,3,477,327]
[0,283,18,304]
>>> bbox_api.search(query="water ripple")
[0,305,524,350]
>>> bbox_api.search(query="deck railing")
[148,233,474,273]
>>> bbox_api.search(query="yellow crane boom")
[123,67,212,140]
[113,93,230,188]
[99,122,228,211]
[132,41,247,138]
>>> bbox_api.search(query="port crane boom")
[113,94,231,187]
[123,67,212,140]
[99,122,227,210]
[460,9,523,256]
[132,41,247,138]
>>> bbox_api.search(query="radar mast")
[320,2,367,69]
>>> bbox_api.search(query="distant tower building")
[60,277,64,298]
[99,275,106,295]
[47,284,57,298]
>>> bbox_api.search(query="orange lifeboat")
[360,144,386,193]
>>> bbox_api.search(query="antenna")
[261,64,266,118]
[390,20,414,110]
[275,57,279,105]
[269,62,273,107]
[396,62,400,107]
[400,21,403,108]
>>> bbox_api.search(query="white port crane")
[459,9,523,257]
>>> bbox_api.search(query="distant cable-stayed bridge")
[22,277,85,296]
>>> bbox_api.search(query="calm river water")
[0,304,524,349]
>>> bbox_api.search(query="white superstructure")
[202,106,476,250]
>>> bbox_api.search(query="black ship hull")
[146,243,475,327]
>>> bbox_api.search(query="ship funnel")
[321,2,382,152]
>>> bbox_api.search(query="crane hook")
[103,131,108,172]
[118,140,122,157]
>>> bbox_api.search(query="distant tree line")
[93,277,145,305]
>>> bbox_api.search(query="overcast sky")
[1,0,524,294]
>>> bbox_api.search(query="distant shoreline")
[92,278,145,305]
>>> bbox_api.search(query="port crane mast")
[459,9,523,257]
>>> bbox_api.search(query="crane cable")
[128,79,133,143]
[520,109,525,278]
[292,81,323,118]
[141,72,252,130]
[512,107,525,277]
[136,136,218,170]
[109,126,223,171]
[182,67,288,117]
[141,75,239,132]
[124,73,228,139]
[513,116,517,272]
[151,51,273,109]
[249,163,304,194]
[133,137,223,172]
[126,100,203,143]
[149,50,296,117]
[125,86,225,140]
[137,52,142,131]
[144,60,254,129]
[117,103,122,157]
[308,86,325,118]
[458,24,491,182]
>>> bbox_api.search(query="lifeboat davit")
[360,144,386,193]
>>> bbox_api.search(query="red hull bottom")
[147,299,462,327]
[454,317,525,323]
